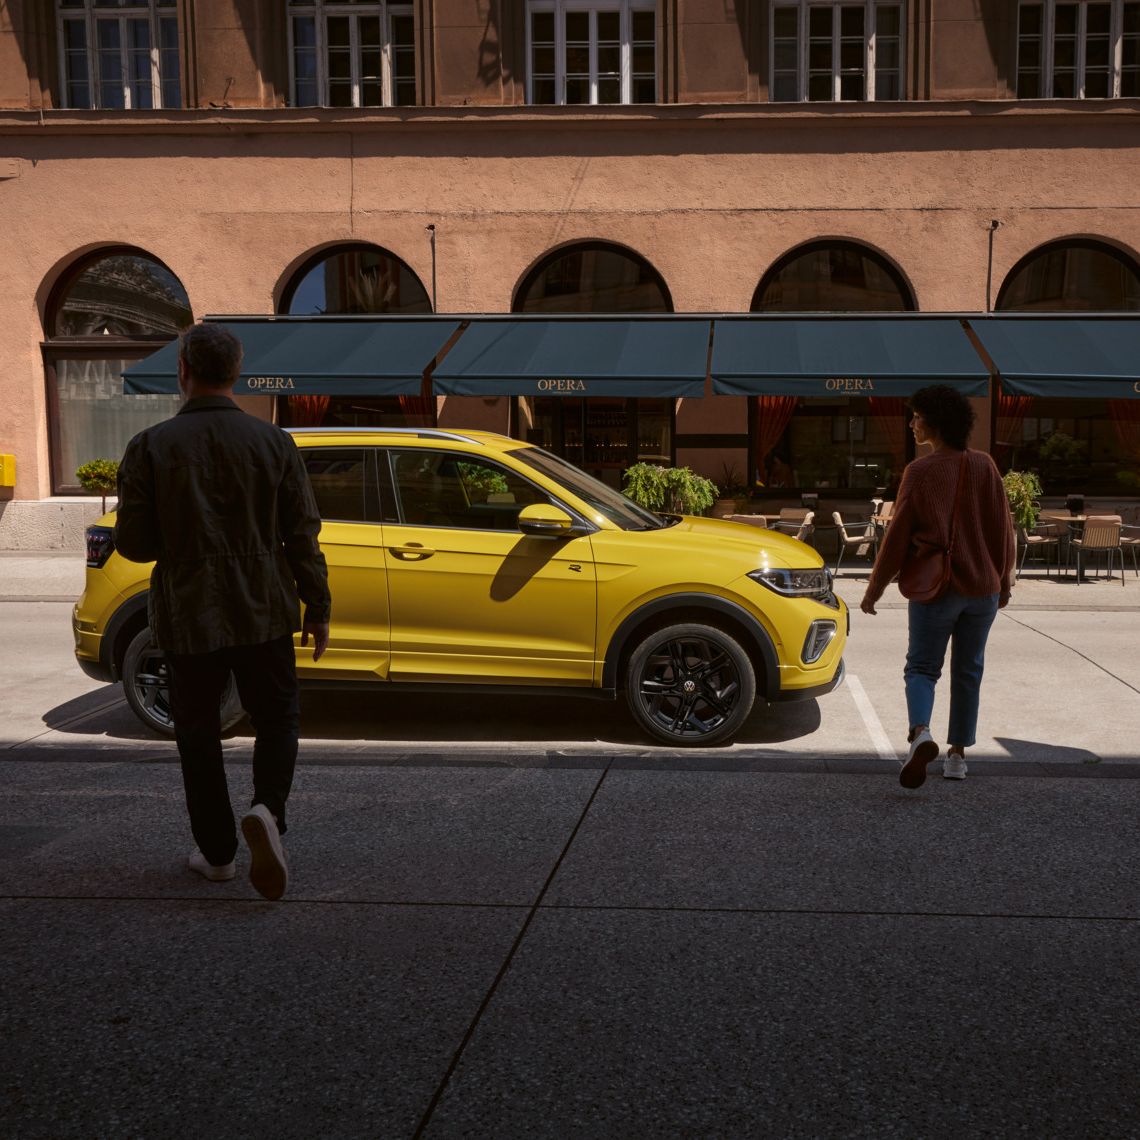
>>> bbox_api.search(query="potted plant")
[623,463,718,516]
[713,462,749,517]
[75,458,119,514]
[1003,469,1043,531]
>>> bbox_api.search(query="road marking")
[846,673,900,762]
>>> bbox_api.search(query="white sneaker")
[900,729,940,789]
[241,804,288,901]
[943,752,968,780]
[188,848,236,882]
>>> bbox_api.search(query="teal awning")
[122,319,461,396]
[709,318,990,397]
[431,319,712,397]
[967,318,1140,398]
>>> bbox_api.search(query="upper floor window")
[57,0,180,109]
[289,1,416,107]
[770,1,903,102]
[1017,1,1139,98]
[528,0,657,105]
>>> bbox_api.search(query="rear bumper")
[772,657,845,703]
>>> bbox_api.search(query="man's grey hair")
[179,323,243,388]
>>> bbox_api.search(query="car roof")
[287,427,527,451]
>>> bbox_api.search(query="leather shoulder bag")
[897,450,969,603]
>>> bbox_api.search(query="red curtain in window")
[399,395,435,420]
[868,396,907,468]
[754,396,799,479]
[995,389,1033,467]
[288,395,330,426]
[1108,398,1140,461]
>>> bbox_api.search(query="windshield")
[512,447,666,531]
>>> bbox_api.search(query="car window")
[301,447,380,523]
[511,445,665,530]
[388,450,552,531]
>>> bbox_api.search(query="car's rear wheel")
[121,627,244,738]
[625,622,756,747]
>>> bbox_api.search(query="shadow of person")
[993,737,1104,765]
[489,535,567,601]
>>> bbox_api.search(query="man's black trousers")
[166,634,300,866]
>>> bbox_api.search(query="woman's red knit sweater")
[865,447,1015,604]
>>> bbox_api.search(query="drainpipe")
[986,219,1000,312]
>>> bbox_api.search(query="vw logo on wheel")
[683,679,697,693]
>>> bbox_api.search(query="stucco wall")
[2,103,1139,508]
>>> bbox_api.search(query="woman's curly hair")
[909,384,975,451]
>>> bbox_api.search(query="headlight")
[748,566,833,599]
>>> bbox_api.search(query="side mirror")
[517,503,579,538]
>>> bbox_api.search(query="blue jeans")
[905,591,1000,749]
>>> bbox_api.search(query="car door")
[297,445,390,679]
[381,447,597,684]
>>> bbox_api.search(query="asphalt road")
[2,589,1138,1138]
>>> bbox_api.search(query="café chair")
[832,511,878,573]
[769,508,815,545]
[1068,517,1125,586]
[1120,524,1140,576]
[1015,521,1061,579]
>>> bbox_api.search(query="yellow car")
[74,429,846,747]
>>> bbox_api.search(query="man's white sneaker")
[943,752,968,780]
[900,729,940,789]
[188,848,236,882]
[241,804,288,900]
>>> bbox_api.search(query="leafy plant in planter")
[75,458,119,514]
[1003,469,1043,530]
[623,463,718,516]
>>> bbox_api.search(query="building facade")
[2,1,1139,545]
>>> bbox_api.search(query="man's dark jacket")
[114,396,331,655]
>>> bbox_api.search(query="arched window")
[994,239,1140,494]
[514,241,672,313]
[752,240,915,312]
[513,242,673,486]
[751,241,914,496]
[996,239,1140,311]
[281,243,432,316]
[279,243,433,428]
[44,249,190,494]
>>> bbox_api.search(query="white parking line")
[846,673,900,762]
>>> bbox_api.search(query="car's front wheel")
[121,627,244,738]
[625,622,757,747]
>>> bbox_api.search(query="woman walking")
[861,385,1015,788]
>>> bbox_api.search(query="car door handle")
[390,543,436,561]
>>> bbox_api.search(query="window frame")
[287,0,416,108]
[56,1,180,110]
[768,0,905,103]
[1016,0,1139,99]
[526,0,658,106]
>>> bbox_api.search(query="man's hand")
[860,594,878,616]
[301,621,330,661]
[998,591,1011,610]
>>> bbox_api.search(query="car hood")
[655,514,824,568]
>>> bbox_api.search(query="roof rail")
[286,427,484,444]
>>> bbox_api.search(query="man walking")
[115,323,331,900]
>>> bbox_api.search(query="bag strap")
[946,449,969,554]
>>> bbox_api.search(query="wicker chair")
[832,511,878,573]
[1069,517,1125,586]
[1015,521,1061,579]
[768,508,815,545]
[1121,524,1140,577]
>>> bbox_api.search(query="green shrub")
[623,463,718,516]
[76,458,119,513]
[1003,469,1042,530]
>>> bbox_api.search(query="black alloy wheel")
[625,622,756,746]
[121,627,244,737]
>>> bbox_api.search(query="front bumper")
[772,657,846,703]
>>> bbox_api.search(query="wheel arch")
[102,592,150,682]
[602,594,780,699]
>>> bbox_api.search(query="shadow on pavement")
[40,683,823,749]
[993,736,1103,765]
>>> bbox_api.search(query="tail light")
[86,525,115,568]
